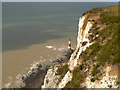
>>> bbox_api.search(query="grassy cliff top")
[83,6,118,16]
[82,5,119,65]
[65,6,119,88]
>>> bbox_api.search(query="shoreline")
[16,49,74,88]
[2,37,76,88]
[2,36,76,88]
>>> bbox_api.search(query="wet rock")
[45,65,51,70]
[52,49,73,65]
[21,75,26,82]
[37,63,42,68]
[65,49,74,60]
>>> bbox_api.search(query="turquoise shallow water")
[2,2,117,51]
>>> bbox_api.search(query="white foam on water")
[57,46,67,52]
[16,74,21,80]
[48,59,53,62]
[14,60,44,87]
[26,67,29,70]
[53,48,57,51]
[4,76,13,88]
[46,45,58,51]
[4,82,12,88]
[46,46,53,49]
[40,56,43,59]
[8,76,13,81]
[58,47,64,51]
[4,43,65,88]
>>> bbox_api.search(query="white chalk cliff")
[42,10,119,88]
[57,14,94,88]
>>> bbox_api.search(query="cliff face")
[42,6,119,88]
[68,13,94,71]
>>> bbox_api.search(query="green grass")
[100,13,118,25]
[82,7,102,15]
[57,64,69,83]
[87,24,119,65]
[99,6,118,25]
[91,65,100,76]
[65,65,85,88]
[64,6,119,88]
[97,25,118,64]
[92,22,97,28]
[83,6,119,65]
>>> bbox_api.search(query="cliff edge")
[42,6,120,88]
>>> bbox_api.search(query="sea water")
[2,2,117,88]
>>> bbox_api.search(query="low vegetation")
[64,6,119,88]
[100,13,118,25]
[82,7,102,15]
[91,65,100,76]
[65,65,86,88]
[82,6,119,65]
[57,64,69,83]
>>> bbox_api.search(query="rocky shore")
[24,67,47,88]
[15,49,73,88]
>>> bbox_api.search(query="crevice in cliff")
[81,14,89,37]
